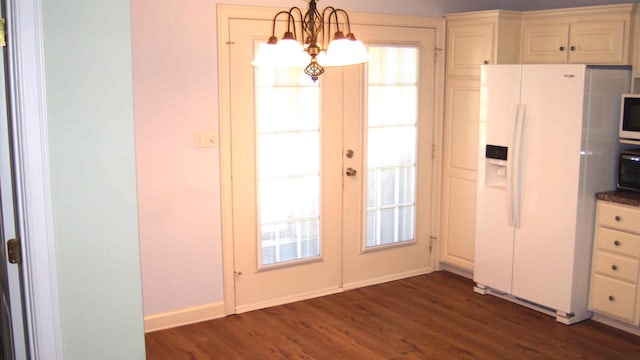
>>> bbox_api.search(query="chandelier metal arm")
[321,6,337,49]
[270,11,294,43]
[254,0,369,81]
[287,7,304,36]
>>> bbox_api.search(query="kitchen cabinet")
[589,200,640,326]
[446,11,521,78]
[440,10,520,272]
[440,79,480,270]
[520,4,634,65]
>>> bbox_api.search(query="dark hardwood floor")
[145,271,640,359]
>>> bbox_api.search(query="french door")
[226,13,438,313]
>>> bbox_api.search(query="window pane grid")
[365,45,419,249]
[255,62,321,266]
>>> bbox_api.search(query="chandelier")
[252,0,370,81]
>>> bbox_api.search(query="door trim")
[5,0,63,358]
[217,4,445,315]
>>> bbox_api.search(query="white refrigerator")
[474,64,631,324]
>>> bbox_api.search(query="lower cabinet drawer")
[598,201,640,233]
[593,251,639,283]
[589,274,637,323]
[596,227,640,258]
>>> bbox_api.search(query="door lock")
[345,149,354,158]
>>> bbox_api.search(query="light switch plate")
[195,129,217,148]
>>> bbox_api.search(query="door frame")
[217,4,445,315]
[4,0,63,358]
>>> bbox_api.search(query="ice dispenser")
[484,145,507,188]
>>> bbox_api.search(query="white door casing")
[218,5,445,314]
[3,0,63,358]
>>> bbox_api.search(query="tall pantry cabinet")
[440,11,520,272]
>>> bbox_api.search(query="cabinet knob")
[570,46,576,51]
[608,295,615,301]
[614,215,621,222]
[483,60,489,65]
[611,264,618,271]
[614,240,621,246]
[559,46,565,51]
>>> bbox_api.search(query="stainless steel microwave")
[618,149,640,192]
[619,94,640,140]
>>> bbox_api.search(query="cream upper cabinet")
[446,11,521,78]
[521,4,634,65]
[446,22,495,77]
[521,23,570,63]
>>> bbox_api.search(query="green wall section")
[41,0,146,358]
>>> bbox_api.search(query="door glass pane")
[255,59,321,266]
[366,45,418,248]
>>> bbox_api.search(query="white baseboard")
[342,268,431,291]
[439,263,473,279]
[591,313,640,336]
[235,286,344,314]
[144,302,226,333]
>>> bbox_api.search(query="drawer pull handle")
[611,265,618,271]
[608,295,615,301]
[614,240,621,246]
[614,215,621,222]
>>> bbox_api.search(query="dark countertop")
[596,190,640,207]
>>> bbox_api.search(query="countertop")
[596,190,640,207]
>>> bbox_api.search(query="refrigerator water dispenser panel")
[486,144,508,160]
[484,144,508,188]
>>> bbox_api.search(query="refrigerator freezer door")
[511,64,585,313]
[474,65,522,293]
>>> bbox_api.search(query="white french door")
[226,12,439,313]
[341,26,435,288]
[229,19,343,312]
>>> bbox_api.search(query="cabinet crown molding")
[522,3,635,21]
[446,9,521,22]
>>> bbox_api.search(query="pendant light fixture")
[252,0,370,81]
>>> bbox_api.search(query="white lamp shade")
[323,38,370,67]
[252,39,308,68]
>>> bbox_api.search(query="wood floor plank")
[146,271,640,359]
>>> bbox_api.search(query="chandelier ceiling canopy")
[252,0,370,81]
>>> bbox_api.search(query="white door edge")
[6,0,63,358]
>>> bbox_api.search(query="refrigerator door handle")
[512,104,525,228]
[506,104,519,227]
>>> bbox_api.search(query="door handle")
[345,168,357,177]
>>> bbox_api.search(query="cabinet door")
[569,20,626,64]
[440,79,480,271]
[446,22,495,77]
[521,23,569,63]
